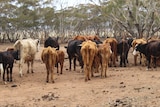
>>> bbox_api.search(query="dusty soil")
[1,43,160,107]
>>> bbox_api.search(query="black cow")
[44,37,59,50]
[133,40,160,69]
[117,39,130,67]
[0,50,20,82]
[65,39,83,71]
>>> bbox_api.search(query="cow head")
[12,50,20,60]
[133,43,147,56]
[35,39,40,52]
[133,44,139,55]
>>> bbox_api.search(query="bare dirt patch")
[0,43,160,107]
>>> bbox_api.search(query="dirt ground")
[1,43,160,107]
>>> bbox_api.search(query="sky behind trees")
[53,0,100,10]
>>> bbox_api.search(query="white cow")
[14,38,40,77]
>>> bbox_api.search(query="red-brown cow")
[103,38,118,67]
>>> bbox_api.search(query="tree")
[108,0,160,38]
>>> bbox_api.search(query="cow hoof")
[46,80,49,83]
[52,81,55,83]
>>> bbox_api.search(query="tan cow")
[132,38,147,66]
[41,46,58,83]
[56,50,65,74]
[98,43,112,77]
[80,40,98,81]
[103,38,118,67]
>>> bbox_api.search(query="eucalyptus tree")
[107,0,160,38]
[0,0,17,30]
[0,0,55,30]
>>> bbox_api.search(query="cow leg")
[84,65,88,82]
[60,62,63,74]
[153,57,157,68]
[56,63,59,74]
[6,67,9,81]
[147,56,151,70]
[91,66,94,77]
[88,67,91,81]
[73,58,76,71]
[46,70,49,83]
[101,65,103,77]
[27,62,30,73]
[51,68,54,83]
[3,67,5,81]
[10,67,13,82]
[45,64,49,83]
[105,64,108,77]
[140,53,142,65]
[134,55,137,66]
[113,54,117,67]
[120,55,122,67]
[123,54,126,67]
[69,57,72,71]
[19,59,23,77]
[0,63,4,80]
[31,61,34,73]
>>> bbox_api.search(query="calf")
[56,50,65,74]
[97,43,112,77]
[0,50,20,82]
[41,46,58,83]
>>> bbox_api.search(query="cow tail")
[122,41,125,56]
[48,49,52,69]
[86,46,89,66]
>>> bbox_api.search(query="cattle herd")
[0,35,160,83]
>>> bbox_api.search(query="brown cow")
[56,50,65,74]
[132,38,147,66]
[80,40,98,81]
[86,35,101,41]
[73,35,87,41]
[98,43,112,77]
[41,46,58,83]
[103,38,118,67]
